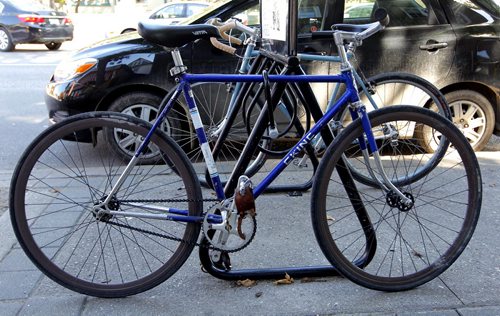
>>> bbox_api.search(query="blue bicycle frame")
[138,69,371,225]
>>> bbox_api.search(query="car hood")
[70,32,160,60]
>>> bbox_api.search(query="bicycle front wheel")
[10,112,203,298]
[337,72,451,187]
[312,106,481,291]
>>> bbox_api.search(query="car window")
[444,0,499,24]
[298,0,328,33]
[186,3,208,16]
[344,3,374,20]
[228,0,329,33]
[180,0,232,25]
[154,3,186,19]
[231,4,260,27]
[342,0,431,27]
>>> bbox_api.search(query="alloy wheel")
[0,30,10,51]
[115,103,171,159]
[450,99,486,148]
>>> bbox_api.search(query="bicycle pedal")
[214,252,231,271]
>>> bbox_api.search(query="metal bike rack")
[198,0,377,280]
[199,61,376,282]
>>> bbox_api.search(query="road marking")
[0,64,58,66]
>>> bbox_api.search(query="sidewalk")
[0,152,499,315]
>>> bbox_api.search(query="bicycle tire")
[336,72,451,187]
[10,112,203,298]
[311,106,481,291]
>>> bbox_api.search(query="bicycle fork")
[349,101,413,208]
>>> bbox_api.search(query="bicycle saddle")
[138,22,220,48]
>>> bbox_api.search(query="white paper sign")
[261,0,288,42]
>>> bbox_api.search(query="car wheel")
[446,90,494,151]
[45,42,62,50]
[104,92,183,164]
[0,27,15,52]
[417,90,494,152]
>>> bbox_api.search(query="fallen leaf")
[236,279,256,287]
[274,273,294,285]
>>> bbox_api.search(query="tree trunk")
[75,0,81,13]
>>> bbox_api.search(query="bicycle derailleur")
[202,176,257,268]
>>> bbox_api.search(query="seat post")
[169,48,187,77]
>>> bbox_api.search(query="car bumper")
[45,80,101,124]
[11,25,74,45]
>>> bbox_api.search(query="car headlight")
[53,58,97,82]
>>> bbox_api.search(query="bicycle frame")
[103,68,374,225]
[211,42,377,140]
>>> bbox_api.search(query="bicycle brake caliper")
[234,176,256,240]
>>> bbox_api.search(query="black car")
[45,0,500,151]
[0,0,73,51]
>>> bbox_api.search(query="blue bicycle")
[161,18,451,189]
[10,13,481,297]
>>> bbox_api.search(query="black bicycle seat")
[138,21,220,48]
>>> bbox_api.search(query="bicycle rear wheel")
[336,72,451,187]
[311,106,481,291]
[10,112,202,297]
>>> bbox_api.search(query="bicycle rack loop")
[199,56,376,281]
[208,54,317,194]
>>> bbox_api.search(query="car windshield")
[180,0,232,25]
[7,0,49,11]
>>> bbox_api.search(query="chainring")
[202,200,256,252]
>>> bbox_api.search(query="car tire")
[105,92,183,164]
[0,27,15,52]
[45,42,62,51]
[446,90,494,151]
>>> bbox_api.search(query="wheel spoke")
[10,113,202,297]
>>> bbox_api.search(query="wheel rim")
[116,104,170,159]
[450,99,486,148]
[11,114,200,297]
[314,107,481,290]
[0,30,9,50]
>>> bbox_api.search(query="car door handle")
[419,41,448,51]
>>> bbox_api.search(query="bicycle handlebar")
[207,18,258,55]
[208,8,389,55]
[354,8,389,41]
[312,8,390,45]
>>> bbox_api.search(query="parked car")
[0,0,73,51]
[107,1,210,37]
[45,0,499,151]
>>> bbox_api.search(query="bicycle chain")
[105,198,254,253]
